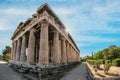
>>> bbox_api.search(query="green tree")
[103,48,109,60]
[104,60,111,74]
[2,46,11,61]
[93,51,104,59]
[109,46,120,59]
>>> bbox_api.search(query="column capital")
[22,34,26,37]
[40,20,49,27]
[61,37,65,40]
[53,30,59,35]
[30,28,35,32]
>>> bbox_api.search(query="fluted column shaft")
[12,41,16,60]
[11,42,14,60]
[66,42,70,62]
[53,31,60,63]
[73,48,75,62]
[69,45,72,62]
[39,22,49,65]
[27,29,35,63]
[59,40,62,63]
[20,35,26,62]
[16,39,21,61]
[71,47,73,62]
[13,41,17,60]
[61,38,67,63]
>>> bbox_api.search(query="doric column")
[16,39,21,61]
[39,22,49,65]
[76,52,78,61]
[73,48,75,62]
[61,38,67,63]
[13,41,17,60]
[27,29,35,63]
[66,42,69,63]
[77,53,80,62]
[53,31,60,63]
[11,42,14,60]
[59,40,62,63]
[69,45,72,62]
[75,51,77,62]
[20,35,26,62]
[71,47,73,62]
[11,41,16,60]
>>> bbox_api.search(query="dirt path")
[60,63,88,80]
[0,60,27,80]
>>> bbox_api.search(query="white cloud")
[51,1,120,51]
[0,8,33,16]
[0,7,35,31]
[0,24,7,30]
[53,0,120,35]
[53,7,76,16]
[0,0,120,56]
[75,35,116,43]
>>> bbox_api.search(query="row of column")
[12,21,80,65]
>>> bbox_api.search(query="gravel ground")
[0,60,27,80]
[60,63,88,80]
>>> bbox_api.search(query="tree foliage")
[2,46,11,61]
[93,45,120,60]
[2,46,11,55]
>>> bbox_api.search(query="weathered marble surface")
[8,61,80,80]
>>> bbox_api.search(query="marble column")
[74,49,76,62]
[69,45,72,62]
[27,29,35,63]
[11,41,15,60]
[20,35,26,62]
[59,40,62,63]
[61,38,67,63]
[71,47,74,62]
[11,42,14,60]
[77,53,80,61]
[75,51,77,62]
[53,31,60,63]
[66,42,69,62]
[13,41,17,60]
[39,22,49,65]
[16,39,21,61]
[73,48,75,62]
[72,48,75,62]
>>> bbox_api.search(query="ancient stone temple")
[11,3,80,66]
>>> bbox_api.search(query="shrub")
[97,59,105,64]
[104,60,111,74]
[0,55,3,60]
[95,60,103,69]
[3,54,11,61]
[106,60,111,63]
[113,58,120,66]
[87,60,96,65]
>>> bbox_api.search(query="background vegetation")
[82,45,120,73]
[1,46,11,61]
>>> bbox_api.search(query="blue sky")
[0,0,120,57]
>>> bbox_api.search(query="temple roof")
[11,3,80,52]
[37,3,80,52]
[37,3,65,28]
